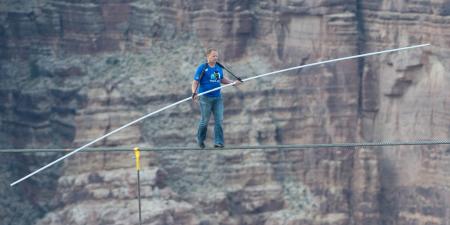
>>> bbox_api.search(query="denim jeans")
[197,95,224,146]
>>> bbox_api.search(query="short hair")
[205,48,218,56]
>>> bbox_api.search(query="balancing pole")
[10,43,430,187]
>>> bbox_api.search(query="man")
[191,48,241,149]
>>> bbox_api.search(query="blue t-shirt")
[194,63,223,97]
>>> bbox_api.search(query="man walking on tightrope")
[191,48,241,149]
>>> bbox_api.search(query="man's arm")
[221,77,241,86]
[192,80,199,94]
[192,80,200,101]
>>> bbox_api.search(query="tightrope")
[10,43,430,187]
[2,139,449,153]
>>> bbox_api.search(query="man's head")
[206,48,218,64]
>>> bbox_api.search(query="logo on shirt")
[210,71,220,82]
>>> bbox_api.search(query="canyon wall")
[1,0,449,224]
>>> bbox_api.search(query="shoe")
[214,144,224,148]
[199,142,205,149]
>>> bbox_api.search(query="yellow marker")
[134,147,141,171]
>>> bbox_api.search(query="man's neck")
[208,62,216,67]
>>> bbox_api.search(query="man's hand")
[192,92,199,102]
[233,80,242,87]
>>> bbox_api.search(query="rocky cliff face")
[1,0,449,224]
[359,1,450,224]
[35,148,380,225]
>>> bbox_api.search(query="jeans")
[197,95,224,146]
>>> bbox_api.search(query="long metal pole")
[134,147,142,225]
[137,170,142,225]
[10,43,430,187]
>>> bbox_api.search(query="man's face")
[207,51,218,63]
